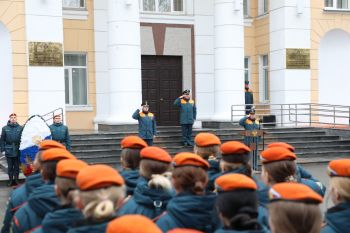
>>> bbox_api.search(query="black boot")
[7,176,13,187]
[14,175,19,185]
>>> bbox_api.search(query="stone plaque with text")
[29,42,63,66]
[286,48,310,69]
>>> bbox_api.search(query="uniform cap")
[121,136,148,149]
[168,229,204,233]
[141,101,149,107]
[270,183,323,204]
[260,147,296,164]
[194,133,221,147]
[9,113,17,117]
[56,159,88,179]
[76,165,124,191]
[328,159,350,177]
[41,148,76,162]
[39,140,66,151]
[140,146,172,163]
[106,215,162,233]
[249,109,256,115]
[173,152,210,169]
[182,89,190,95]
[267,142,295,152]
[215,173,257,192]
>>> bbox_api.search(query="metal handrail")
[41,108,64,124]
[231,103,350,128]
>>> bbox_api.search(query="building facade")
[1,0,350,130]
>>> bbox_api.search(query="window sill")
[256,12,269,20]
[63,9,88,20]
[66,105,93,112]
[323,7,350,13]
[140,13,194,24]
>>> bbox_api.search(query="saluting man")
[49,115,71,151]
[0,113,23,186]
[174,89,197,147]
[132,101,157,146]
[239,109,260,171]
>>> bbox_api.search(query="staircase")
[70,126,350,167]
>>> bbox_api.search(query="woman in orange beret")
[67,165,126,233]
[118,146,174,219]
[214,174,269,233]
[321,159,350,233]
[119,136,147,195]
[156,153,217,232]
[269,183,322,233]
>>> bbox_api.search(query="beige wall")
[244,0,270,103]
[64,0,96,130]
[310,2,350,103]
[0,0,28,124]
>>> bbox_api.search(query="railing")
[41,108,64,124]
[231,103,350,128]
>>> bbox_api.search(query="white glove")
[1,152,5,155]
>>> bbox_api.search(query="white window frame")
[64,53,89,107]
[243,0,250,18]
[140,0,185,14]
[244,57,251,84]
[62,0,86,10]
[324,0,350,10]
[259,55,269,103]
[258,0,268,15]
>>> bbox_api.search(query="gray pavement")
[0,163,332,223]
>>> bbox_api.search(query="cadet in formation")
[49,115,71,151]
[132,101,157,146]
[174,89,197,147]
[244,81,254,115]
[0,113,23,186]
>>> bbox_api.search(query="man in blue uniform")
[174,89,197,147]
[49,115,71,151]
[239,110,261,171]
[0,113,23,186]
[245,81,254,115]
[132,101,157,146]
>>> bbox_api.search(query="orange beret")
[260,147,296,164]
[194,133,221,147]
[168,229,204,233]
[41,148,76,162]
[76,165,124,191]
[220,141,251,155]
[107,215,162,233]
[328,159,350,177]
[140,146,172,163]
[173,152,210,169]
[121,136,148,149]
[270,183,322,203]
[56,159,88,179]
[215,173,257,191]
[267,142,295,152]
[39,140,66,151]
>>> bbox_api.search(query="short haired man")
[49,115,71,151]
[132,101,157,146]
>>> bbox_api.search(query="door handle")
[160,98,164,101]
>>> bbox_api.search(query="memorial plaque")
[286,48,310,69]
[29,42,63,66]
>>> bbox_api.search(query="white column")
[213,0,245,121]
[105,0,142,124]
[25,0,65,116]
[269,1,311,104]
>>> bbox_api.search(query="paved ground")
[0,163,331,223]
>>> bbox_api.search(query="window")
[259,55,269,102]
[243,0,250,17]
[141,0,184,13]
[325,0,350,9]
[244,57,250,83]
[63,0,85,9]
[64,54,88,106]
[258,0,268,15]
